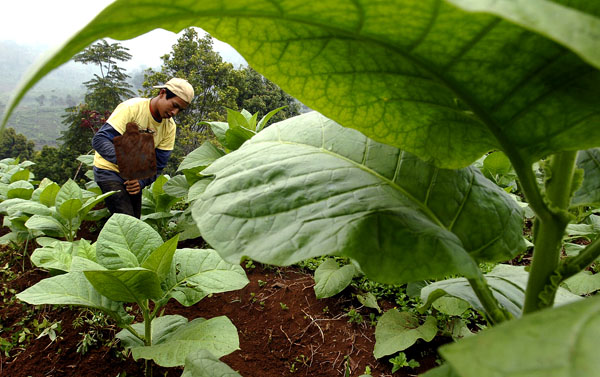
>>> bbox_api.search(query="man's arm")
[92,123,120,164]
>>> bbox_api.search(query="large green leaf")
[163,248,249,307]
[38,182,60,207]
[29,238,96,272]
[9,169,31,183]
[7,181,34,199]
[181,349,242,377]
[3,0,600,168]
[572,148,600,206]
[3,200,53,217]
[118,315,240,367]
[177,141,226,178]
[313,258,358,299]
[25,215,65,238]
[16,272,130,324]
[440,295,600,377]
[562,271,600,296]
[447,0,600,69]
[84,268,164,302]
[55,179,82,210]
[163,175,189,199]
[373,309,438,359]
[195,113,525,284]
[141,235,179,281]
[58,198,83,221]
[79,191,116,218]
[96,213,164,269]
[117,314,187,349]
[420,264,582,318]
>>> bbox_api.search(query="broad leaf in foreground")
[84,268,164,302]
[195,112,526,284]
[118,315,239,367]
[96,213,164,269]
[440,295,600,377]
[16,272,130,324]
[3,1,600,169]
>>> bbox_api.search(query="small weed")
[368,313,378,327]
[280,302,289,310]
[346,308,363,324]
[289,361,297,373]
[34,318,62,342]
[257,279,267,288]
[73,310,114,355]
[389,352,420,373]
[0,336,14,357]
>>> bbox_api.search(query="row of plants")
[0,107,309,376]
[5,103,600,376]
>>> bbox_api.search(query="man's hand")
[124,180,141,195]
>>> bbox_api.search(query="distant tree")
[54,40,134,181]
[73,39,135,110]
[31,146,79,184]
[236,67,300,123]
[0,128,35,160]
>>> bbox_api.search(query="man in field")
[92,78,194,218]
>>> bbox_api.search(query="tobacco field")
[2,1,600,377]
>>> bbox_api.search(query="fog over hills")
[0,38,246,148]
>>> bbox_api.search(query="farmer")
[91,78,194,218]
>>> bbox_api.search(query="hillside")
[0,41,146,148]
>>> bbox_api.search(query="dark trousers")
[97,180,142,219]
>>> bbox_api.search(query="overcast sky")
[1,0,246,70]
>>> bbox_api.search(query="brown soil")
[0,222,444,377]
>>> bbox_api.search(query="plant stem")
[522,151,577,314]
[559,236,600,281]
[141,300,153,377]
[467,275,510,325]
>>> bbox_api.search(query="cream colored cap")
[153,78,194,104]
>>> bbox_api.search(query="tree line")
[0,28,300,183]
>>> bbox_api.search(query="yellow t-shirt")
[93,98,176,172]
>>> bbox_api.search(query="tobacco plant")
[3,1,600,376]
[18,214,248,375]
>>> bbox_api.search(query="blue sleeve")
[92,123,120,164]
[155,149,172,171]
[139,148,172,189]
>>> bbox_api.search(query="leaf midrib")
[219,139,448,229]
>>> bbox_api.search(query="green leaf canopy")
[195,112,526,284]
[3,1,600,169]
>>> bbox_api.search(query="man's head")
[152,78,194,119]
